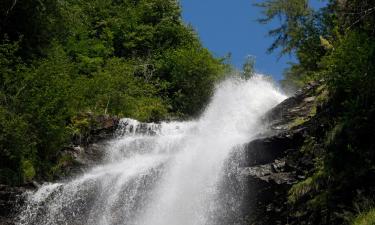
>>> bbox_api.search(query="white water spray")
[17,75,286,225]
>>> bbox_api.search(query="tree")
[256,0,330,87]
[255,0,312,54]
[242,55,255,79]
[0,0,226,184]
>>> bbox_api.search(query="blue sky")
[180,0,326,81]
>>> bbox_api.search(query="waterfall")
[16,75,286,225]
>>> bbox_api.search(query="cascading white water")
[16,75,286,225]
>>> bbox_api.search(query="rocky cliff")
[239,81,326,225]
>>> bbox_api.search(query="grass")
[289,117,308,129]
[352,208,375,225]
[288,170,325,204]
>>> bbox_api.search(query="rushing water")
[17,75,286,225]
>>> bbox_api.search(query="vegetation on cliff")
[0,0,227,185]
[258,0,375,224]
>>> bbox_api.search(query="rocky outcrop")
[239,81,323,225]
[71,114,120,146]
[56,115,120,179]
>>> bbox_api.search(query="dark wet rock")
[57,142,109,179]
[53,115,120,180]
[241,160,296,185]
[72,114,120,146]
[239,81,324,225]
[115,119,161,136]
[0,185,30,225]
[242,129,305,167]
[263,80,321,133]
[89,115,119,141]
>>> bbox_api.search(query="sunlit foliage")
[0,0,225,184]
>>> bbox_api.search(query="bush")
[352,209,375,225]
[159,45,225,116]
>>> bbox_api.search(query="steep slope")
[238,81,326,224]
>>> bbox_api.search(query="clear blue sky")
[180,0,326,81]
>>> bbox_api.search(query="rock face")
[57,115,120,178]
[71,114,120,146]
[238,81,322,225]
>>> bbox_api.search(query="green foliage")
[67,115,92,143]
[21,160,36,182]
[0,0,224,185]
[0,107,36,185]
[75,57,168,120]
[242,55,255,79]
[352,208,375,225]
[159,45,225,116]
[288,169,326,204]
[257,0,332,90]
[0,0,66,57]
[50,154,76,178]
[259,0,375,224]
[255,0,321,54]
[324,32,375,100]
[289,117,308,128]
